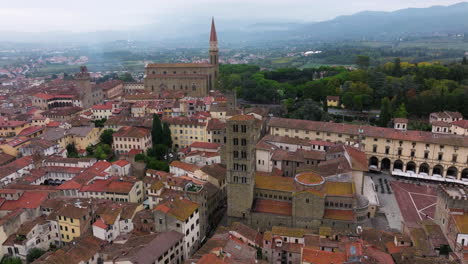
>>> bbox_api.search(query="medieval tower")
[226,115,261,224]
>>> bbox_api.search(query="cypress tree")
[151,114,163,146]
[162,122,172,149]
[380,97,392,127]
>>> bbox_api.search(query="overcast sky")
[1,0,465,32]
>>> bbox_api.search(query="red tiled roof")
[57,180,83,190]
[229,114,255,121]
[432,121,451,127]
[170,160,200,172]
[18,126,44,136]
[113,159,130,167]
[452,120,468,129]
[253,199,292,216]
[93,218,108,229]
[268,117,468,147]
[301,247,346,264]
[190,141,221,150]
[92,103,112,110]
[46,121,61,127]
[0,192,48,211]
[114,126,150,138]
[323,209,354,221]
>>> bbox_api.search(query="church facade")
[144,18,219,97]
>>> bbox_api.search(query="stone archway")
[461,168,468,180]
[381,158,391,171]
[406,161,416,173]
[447,166,458,178]
[419,163,430,174]
[394,160,404,171]
[432,165,444,177]
[369,156,379,167]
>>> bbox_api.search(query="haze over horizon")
[1,0,466,33]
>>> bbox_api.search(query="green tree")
[93,118,107,128]
[94,145,107,160]
[393,58,402,77]
[66,143,79,158]
[379,97,392,127]
[162,123,172,149]
[86,145,94,156]
[119,72,135,82]
[462,56,467,65]
[393,103,408,118]
[147,160,169,171]
[151,114,163,146]
[100,129,114,145]
[1,256,22,264]
[356,55,370,69]
[27,248,46,263]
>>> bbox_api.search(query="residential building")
[112,126,152,154]
[56,201,93,243]
[0,117,29,138]
[2,215,61,260]
[101,231,185,264]
[154,198,201,258]
[430,111,463,124]
[326,96,340,108]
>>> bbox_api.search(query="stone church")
[144,18,219,97]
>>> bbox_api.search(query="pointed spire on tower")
[210,17,218,42]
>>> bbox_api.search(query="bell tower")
[209,17,219,80]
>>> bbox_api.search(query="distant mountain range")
[2,2,468,46]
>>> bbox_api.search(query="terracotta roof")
[253,199,292,216]
[93,218,108,229]
[206,118,225,130]
[393,118,409,123]
[0,191,49,211]
[229,114,255,121]
[92,103,113,110]
[190,141,221,149]
[327,96,340,100]
[114,126,150,138]
[0,153,15,166]
[271,226,312,238]
[0,118,27,128]
[323,209,354,221]
[113,159,130,167]
[268,117,468,147]
[197,253,228,264]
[324,181,355,197]
[170,160,201,172]
[432,121,451,127]
[154,198,199,221]
[302,247,346,264]
[18,125,45,136]
[230,222,262,245]
[452,120,468,129]
[162,116,206,126]
[296,172,324,185]
[200,164,226,181]
[452,213,468,233]
[255,173,295,192]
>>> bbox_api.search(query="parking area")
[390,181,438,226]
